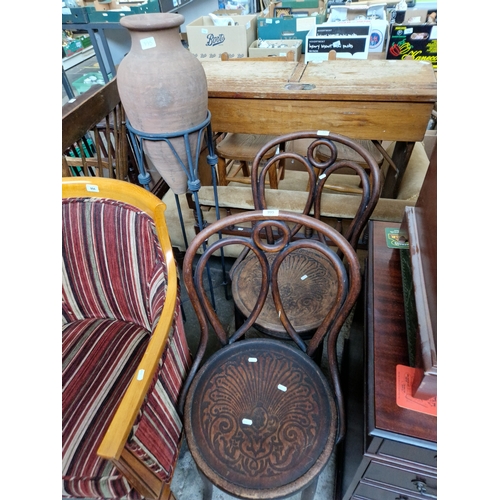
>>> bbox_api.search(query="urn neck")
[121,13,185,51]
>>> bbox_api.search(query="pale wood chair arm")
[62,177,179,463]
[96,253,177,461]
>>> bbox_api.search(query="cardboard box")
[159,0,194,12]
[86,0,160,23]
[257,1,326,54]
[211,9,246,16]
[386,23,437,68]
[305,23,370,61]
[328,2,386,22]
[74,33,92,48]
[72,72,106,95]
[280,0,318,8]
[63,39,84,57]
[186,14,257,60]
[328,3,388,52]
[62,6,90,24]
[249,39,302,60]
[94,0,121,11]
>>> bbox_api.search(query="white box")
[248,39,302,60]
[186,14,257,60]
[305,23,370,62]
[328,4,388,52]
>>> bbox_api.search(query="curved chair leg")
[301,477,319,500]
[199,469,214,500]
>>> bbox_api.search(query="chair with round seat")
[229,130,382,342]
[179,209,362,500]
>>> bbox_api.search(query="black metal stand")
[126,111,227,309]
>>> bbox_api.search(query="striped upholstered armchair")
[62,177,191,499]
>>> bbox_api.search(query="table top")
[367,221,437,446]
[201,59,437,103]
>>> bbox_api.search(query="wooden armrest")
[97,243,178,460]
[62,177,179,463]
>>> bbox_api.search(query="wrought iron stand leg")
[125,112,222,310]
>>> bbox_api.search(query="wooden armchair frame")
[62,176,179,500]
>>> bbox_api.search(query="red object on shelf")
[396,364,437,416]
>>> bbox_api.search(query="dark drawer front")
[377,440,437,469]
[354,482,424,500]
[364,462,437,498]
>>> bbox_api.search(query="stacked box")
[248,39,302,60]
[386,23,437,68]
[62,6,90,24]
[280,0,318,8]
[305,23,370,61]
[257,0,326,54]
[186,14,257,60]
[86,0,160,23]
[72,72,106,94]
[63,39,84,57]
[328,3,388,52]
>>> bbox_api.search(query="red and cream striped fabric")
[62,198,191,499]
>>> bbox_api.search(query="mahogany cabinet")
[338,221,437,500]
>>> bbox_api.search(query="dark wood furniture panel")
[399,145,437,399]
[367,221,436,443]
[339,220,437,500]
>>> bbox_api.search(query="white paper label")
[86,184,99,193]
[137,369,145,381]
[301,275,308,280]
[140,37,156,50]
[278,384,287,392]
[248,357,257,362]
[263,209,279,216]
[242,418,253,425]
[296,17,315,31]
[317,130,330,136]
[319,173,326,179]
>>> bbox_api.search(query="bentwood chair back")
[229,131,381,341]
[179,209,362,500]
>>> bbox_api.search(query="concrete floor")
[170,254,359,500]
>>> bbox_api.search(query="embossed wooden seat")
[179,210,362,500]
[231,131,382,340]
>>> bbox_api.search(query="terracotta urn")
[117,13,208,194]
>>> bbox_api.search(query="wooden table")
[201,59,437,198]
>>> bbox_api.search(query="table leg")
[380,141,415,199]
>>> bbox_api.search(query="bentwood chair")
[62,80,138,183]
[62,177,191,499]
[179,209,362,500]
[230,131,381,341]
[214,52,294,190]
